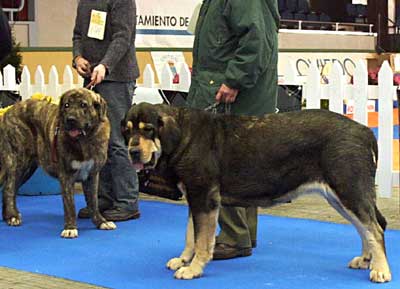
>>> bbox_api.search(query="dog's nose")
[129,149,141,162]
[66,116,78,125]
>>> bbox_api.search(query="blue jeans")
[88,80,139,212]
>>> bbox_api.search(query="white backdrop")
[136,0,201,48]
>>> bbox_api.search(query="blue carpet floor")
[0,195,399,289]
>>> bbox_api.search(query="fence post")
[160,62,173,90]
[328,62,344,114]
[32,65,46,96]
[19,66,32,100]
[353,60,368,125]
[284,59,299,85]
[143,64,156,88]
[178,62,191,92]
[61,65,75,98]
[305,61,321,109]
[377,61,393,198]
[47,65,60,99]
[3,64,17,91]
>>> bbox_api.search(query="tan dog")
[0,88,116,238]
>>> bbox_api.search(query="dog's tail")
[375,205,387,231]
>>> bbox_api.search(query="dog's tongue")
[68,129,81,138]
[133,163,144,172]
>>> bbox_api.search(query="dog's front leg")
[174,186,220,280]
[59,175,79,238]
[82,172,116,230]
[166,208,195,270]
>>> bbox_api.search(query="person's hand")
[74,56,91,78]
[215,83,239,103]
[91,64,107,85]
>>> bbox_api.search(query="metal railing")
[2,0,25,22]
[280,19,374,34]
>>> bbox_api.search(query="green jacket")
[187,0,280,116]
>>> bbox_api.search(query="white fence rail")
[1,61,398,197]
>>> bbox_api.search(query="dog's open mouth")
[67,128,86,139]
[132,153,157,172]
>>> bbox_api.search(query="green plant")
[0,32,22,82]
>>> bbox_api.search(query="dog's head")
[121,103,181,172]
[59,88,107,139]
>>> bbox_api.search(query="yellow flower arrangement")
[0,93,57,117]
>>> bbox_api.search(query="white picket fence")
[284,59,398,198]
[0,62,191,101]
[0,60,398,197]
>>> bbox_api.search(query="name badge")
[87,9,107,40]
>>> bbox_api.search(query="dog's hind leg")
[321,184,391,283]
[174,185,220,280]
[82,172,116,230]
[167,209,195,270]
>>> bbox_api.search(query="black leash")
[204,102,231,114]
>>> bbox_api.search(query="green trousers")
[216,206,257,248]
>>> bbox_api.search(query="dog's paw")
[370,269,392,283]
[348,256,370,269]
[166,257,185,271]
[61,229,78,238]
[6,215,22,226]
[174,265,203,280]
[99,221,116,230]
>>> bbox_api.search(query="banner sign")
[136,0,201,48]
[278,52,374,83]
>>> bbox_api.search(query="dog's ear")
[93,94,108,122]
[158,113,181,155]
[58,89,73,113]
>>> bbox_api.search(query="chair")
[305,12,320,30]
[297,0,310,14]
[286,0,298,13]
[319,13,332,30]
[345,3,357,22]
[278,0,287,13]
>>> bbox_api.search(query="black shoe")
[102,207,140,222]
[213,243,252,260]
[251,240,257,248]
[78,206,109,219]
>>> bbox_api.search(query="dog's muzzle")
[129,148,158,172]
[65,117,88,139]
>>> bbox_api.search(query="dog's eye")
[80,102,87,108]
[143,126,153,133]
[64,103,69,108]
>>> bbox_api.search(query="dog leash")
[85,79,96,91]
[204,102,231,114]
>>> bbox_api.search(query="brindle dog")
[121,103,391,283]
[0,88,116,238]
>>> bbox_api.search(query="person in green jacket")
[186,0,280,260]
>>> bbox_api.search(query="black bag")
[0,90,21,108]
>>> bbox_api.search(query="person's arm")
[222,0,275,90]
[0,6,12,63]
[90,0,135,84]
[100,0,135,74]
[72,5,91,78]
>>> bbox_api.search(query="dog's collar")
[51,127,59,163]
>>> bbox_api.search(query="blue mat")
[0,195,398,289]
